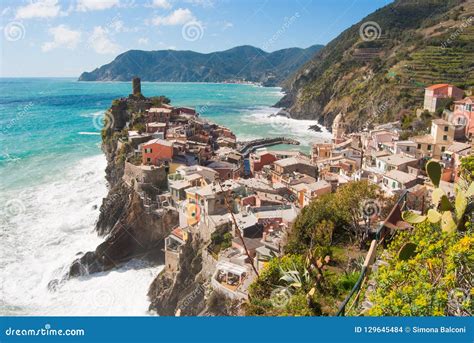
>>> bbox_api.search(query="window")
[392,181,397,189]
[406,146,410,152]
[147,158,151,162]
[417,144,421,149]
[444,126,448,132]
[443,135,447,141]
[441,146,446,152]
[427,145,432,151]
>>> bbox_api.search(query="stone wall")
[123,162,167,189]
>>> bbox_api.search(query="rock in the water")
[269,108,291,118]
[308,124,322,132]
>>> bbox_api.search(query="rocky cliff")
[277,0,474,130]
[68,96,179,278]
[148,234,206,316]
[147,234,242,316]
[66,90,237,316]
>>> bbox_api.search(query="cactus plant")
[426,160,442,187]
[402,160,473,232]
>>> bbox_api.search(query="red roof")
[171,227,185,240]
[426,83,451,90]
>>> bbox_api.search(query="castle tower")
[132,77,141,97]
[332,112,346,144]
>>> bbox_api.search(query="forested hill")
[277,0,474,130]
[78,45,323,86]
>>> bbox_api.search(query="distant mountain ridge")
[78,45,323,86]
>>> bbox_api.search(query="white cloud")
[110,19,125,32]
[15,0,62,19]
[41,25,81,51]
[77,0,120,12]
[89,26,120,54]
[138,37,149,45]
[149,0,171,9]
[222,21,233,30]
[151,8,195,26]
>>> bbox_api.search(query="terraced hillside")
[278,0,474,130]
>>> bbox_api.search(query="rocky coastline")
[66,82,239,316]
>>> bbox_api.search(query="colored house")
[147,107,173,123]
[453,96,474,139]
[207,160,241,181]
[413,119,455,159]
[146,122,167,134]
[250,151,277,174]
[423,84,464,113]
[271,157,318,184]
[382,170,418,194]
[311,143,332,163]
[375,153,418,173]
[142,138,174,165]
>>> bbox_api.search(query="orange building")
[142,139,174,165]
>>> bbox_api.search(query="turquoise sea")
[0,78,330,315]
[0,78,330,192]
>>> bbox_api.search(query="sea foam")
[0,155,162,316]
[240,106,332,146]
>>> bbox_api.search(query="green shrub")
[368,222,473,316]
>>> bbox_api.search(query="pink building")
[453,96,474,139]
[423,84,464,113]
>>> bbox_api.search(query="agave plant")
[279,264,310,289]
[402,160,474,233]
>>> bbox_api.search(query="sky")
[0,0,392,77]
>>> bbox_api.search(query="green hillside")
[277,0,474,129]
[78,45,323,87]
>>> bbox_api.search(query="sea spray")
[0,155,162,315]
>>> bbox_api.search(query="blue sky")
[0,0,392,77]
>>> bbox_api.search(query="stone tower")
[332,112,347,144]
[132,77,141,97]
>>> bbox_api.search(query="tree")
[334,180,385,246]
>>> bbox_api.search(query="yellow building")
[413,119,455,159]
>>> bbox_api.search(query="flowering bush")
[368,222,473,316]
